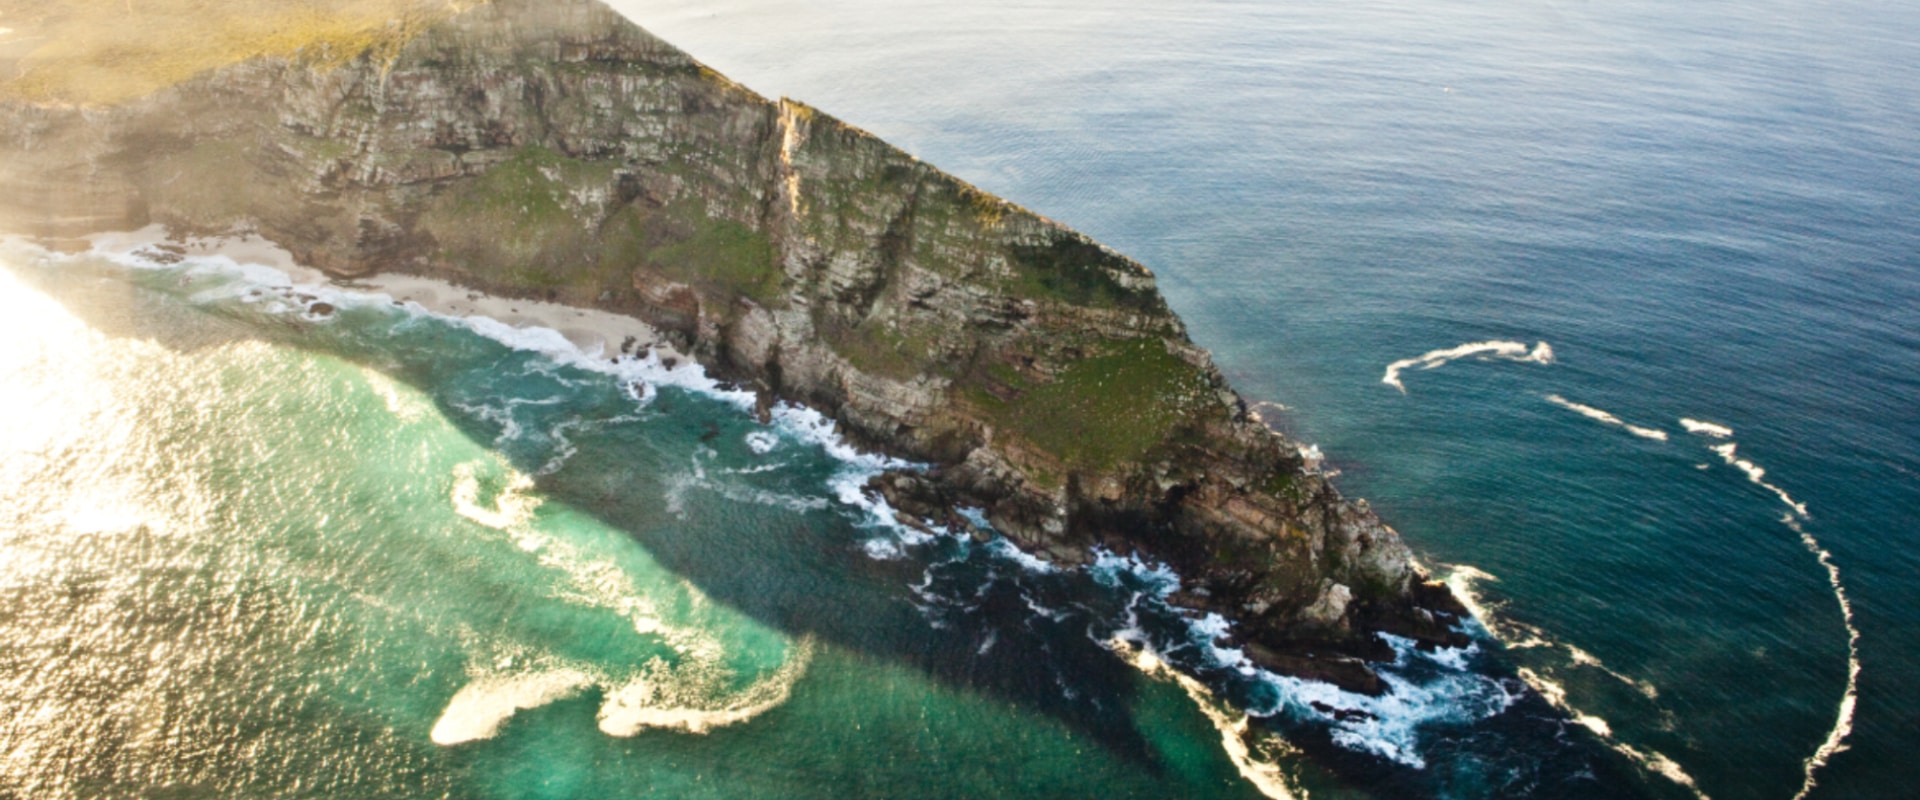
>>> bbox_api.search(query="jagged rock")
[1301,582,1354,628]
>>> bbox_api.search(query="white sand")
[91,226,677,360]
[353,271,672,360]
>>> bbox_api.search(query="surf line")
[1381,340,1553,393]
[1685,422,1858,800]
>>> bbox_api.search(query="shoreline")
[82,225,683,364]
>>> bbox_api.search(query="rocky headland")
[0,0,1468,693]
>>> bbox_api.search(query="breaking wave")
[1088,551,1515,771]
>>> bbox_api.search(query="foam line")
[1114,641,1308,800]
[1381,340,1553,393]
[1695,436,1854,798]
[1786,512,1860,800]
[1446,564,1701,794]
[1566,645,1659,701]
[1679,418,1734,439]
[1544,395,1669,441]
[1518,666,1710,799]
[1447,567,1655,694]
[1708,443,1808,518]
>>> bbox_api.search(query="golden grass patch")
[0,0,479,105]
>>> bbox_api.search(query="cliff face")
[0,0,1465,690]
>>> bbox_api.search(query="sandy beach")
[88,225,677,362]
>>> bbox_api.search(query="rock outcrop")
[0,0,1467,691]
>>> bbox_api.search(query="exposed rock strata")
[0,0,1467,691]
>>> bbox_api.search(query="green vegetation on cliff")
[1007,236,1157,311]
[638,198,780,305]
[967,338,1219,473]
[422,147,778,306]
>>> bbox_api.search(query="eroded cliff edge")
[0,0,1466,692]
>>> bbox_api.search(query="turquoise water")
[4,0,1917,797]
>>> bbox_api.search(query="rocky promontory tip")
[0,0,1468,692]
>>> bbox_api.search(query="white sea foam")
[1113,640,1308,800]
[956,506,993,531]
[1089,548,1180,595]
[977,629,999,655]
[18,238,831,753]
[536,414,645,477]
[598,636,815,736]
[431,668,597,745]
[1566,645,1660,701]
[861,537,905,560]
[745,430,779,454]
[1188,611,1251,667]
[1679,418,1734,438]
[1447,563,1698,793]
[1019,591,1073,623]
[1516,667,1709,799]
[1784,513,1861,800]
[450,461,543,530]
[1381,340,1553,393]
[360,367,430,423]
[983,537,1058,574]
[1441,565,1504,638]
[1708,443,1809,517]
[1544,395,1669,441]
[1253,636,1514,769]
[1089,550,1510,770]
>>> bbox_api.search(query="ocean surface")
[3,0,1917,798]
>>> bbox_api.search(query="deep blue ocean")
[0,0,1914,798]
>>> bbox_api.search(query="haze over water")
[1,0,1916,798]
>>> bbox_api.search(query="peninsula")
[0,0,1467,693]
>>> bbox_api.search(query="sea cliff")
[0,0,1466,691]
